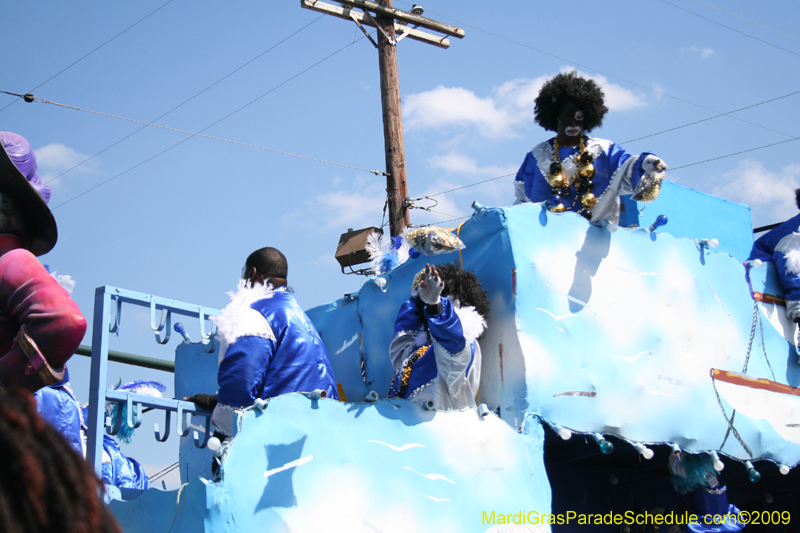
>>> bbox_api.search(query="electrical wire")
[392,1,797,141]
[0,0,175,114]
[689,0,800,42]
[622,88,800,144]
[5,34,382,209]
[669,135,800,171]
[660,0,800,58]
[42,14,326,184]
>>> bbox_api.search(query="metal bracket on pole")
[360,9,395,46]
[349,11,380,49]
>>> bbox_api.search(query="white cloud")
[681,46,715,59]
[315,190,386,228]
[403,68,646,139]
[34,143,96,188]
[711,159,800,225]
[404,86,516,138]
[428,153,517,178]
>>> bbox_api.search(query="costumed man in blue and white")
[187,247,338,440]
[748,188,800,322]
[388,263,489,410]
[514,71,668,227]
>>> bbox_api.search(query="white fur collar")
[453,302,486,342]
[212,280,276,346]
[776,230,800,276]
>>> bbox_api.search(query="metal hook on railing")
[105,413,122,436]
[176,403,192,437]
[109,297,122,334]
[150,299,171,345]
[154,410,172,442]
[193,414,212,449]
[126,393,143,429]
[199,308,218,353]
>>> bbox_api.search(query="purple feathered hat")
[0,132,57,256]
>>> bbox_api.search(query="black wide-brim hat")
[0,142,57,256]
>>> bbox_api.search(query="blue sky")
[3,0,800,487]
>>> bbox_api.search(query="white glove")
[418,264,444,305]
[642,154,668,173]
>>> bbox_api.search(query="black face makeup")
[557,103,584,139]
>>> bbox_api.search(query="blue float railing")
[85,286,220,478]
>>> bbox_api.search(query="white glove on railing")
[418,264,444,305]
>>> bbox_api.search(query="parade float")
[82,178,800,532]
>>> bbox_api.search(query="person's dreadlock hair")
[0,390,122,533]
[534,71,608,133]
[245,247,288,282]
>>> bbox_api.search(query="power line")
[670,135,800,171]
[6,33,381,209]
[622,88,800,144]
[413,173,514,200]
[412,134,800,203]
[659,0,800,58]
[689,0,800,42]
[43,14,326,184]
[0,0,175,114]
[393,1,797,141]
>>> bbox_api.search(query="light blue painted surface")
[110,184,800,532]
[311,189,799,466]
[632,181,753,262]
[113,394,550,533]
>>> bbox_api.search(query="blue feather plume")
[109,380,166,444]
[670,452,716,494]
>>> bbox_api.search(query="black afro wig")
[534,71,608,133]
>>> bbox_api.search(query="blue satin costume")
[515,137,655,221]
[748,212,800,302]
[687,482,745,533]
[388,297,481,410]
[216,287,338,409]
[37,371,150,491]
[100,435,150,491]
[34,367,83,455]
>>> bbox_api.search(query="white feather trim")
[454,304,486,342]
[366,231,394,274]
[776,231,800,275]
[395,235,411,264]
[786,249,800,276]
[50,271,76,294]
[212,280,276,347]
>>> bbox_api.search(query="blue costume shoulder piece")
[749,212,800,301]
[515,137,655,219]
[217,287,339,407]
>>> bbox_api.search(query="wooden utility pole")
[300,0,464,236]
[376,0,409,236]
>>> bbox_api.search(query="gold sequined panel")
[404,227,465,256]
[631,174,664,203]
